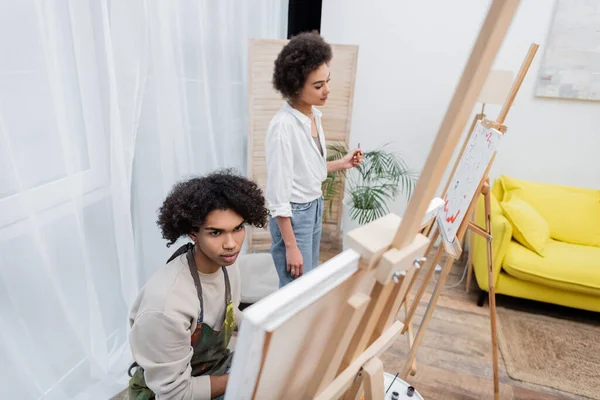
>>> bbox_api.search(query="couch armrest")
[471,194,513,291]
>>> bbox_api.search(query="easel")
[313,2,524,399]
[226,2,523,399]
[398,43,539,400]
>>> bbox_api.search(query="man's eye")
[234,225,244,232]
[209,231,220,236]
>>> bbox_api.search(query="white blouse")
[265,102,327,218]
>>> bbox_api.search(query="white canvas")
[437,120,502,243]
[536,0,600,101]
[225,249,361,399]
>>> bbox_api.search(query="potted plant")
[322,143,417,225]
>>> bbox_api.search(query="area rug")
[496,307,600,399]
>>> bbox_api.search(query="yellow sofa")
[472,175,600,313]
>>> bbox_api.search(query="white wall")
[321,0,600,232]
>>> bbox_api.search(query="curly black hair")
[157,169,269,247]
[272,31,332,100]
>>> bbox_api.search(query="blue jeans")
[269,197,324,287]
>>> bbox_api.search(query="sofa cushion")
[500,175,600,247]
[500,193,550,256]
[503,239,600,297]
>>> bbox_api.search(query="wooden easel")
[311,2,523,399]
[226,2,524,399]
[399,43,539,400]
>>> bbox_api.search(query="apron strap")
[186,248,205,323]
[127,361,139,377]
[185,246,231,324]
[166,242,194,264]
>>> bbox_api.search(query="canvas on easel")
[437,119,503,255]
[227,1,523,399]
[225,250,364,399]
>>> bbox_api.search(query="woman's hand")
[327,148,364,173]
[286,245,304,278]
[340,148,363,170]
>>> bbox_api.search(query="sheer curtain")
[130,0,288,281]
[0,1,288,399]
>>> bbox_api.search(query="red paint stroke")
[443,196,461,224]
[486,131,493,147]
[446,211,461,224]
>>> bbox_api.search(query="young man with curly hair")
[266,31,363,287]
[127,170,269,400]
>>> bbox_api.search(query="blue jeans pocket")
[291,201,313,212]
[291,202,314,234]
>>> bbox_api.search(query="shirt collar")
[283,102,322,126]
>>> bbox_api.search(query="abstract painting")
[536,0,600,101]
[437,120,502,245]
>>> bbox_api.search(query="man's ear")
[189,232,198,243]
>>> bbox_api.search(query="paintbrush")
[353,142,363,163]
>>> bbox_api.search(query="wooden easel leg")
[340,280,396,373]
[318,322,402,400]
[483,190,500,400]
[372,271,408,341]
[401,255,454,379]
[342,373,364,400]
[362,358,385,400]
[404,301,417,376]
[402,243,443,334]
[400,227,440,316]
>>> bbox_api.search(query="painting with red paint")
[437,120,502,244]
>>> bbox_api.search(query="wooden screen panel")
[247,38,359,252]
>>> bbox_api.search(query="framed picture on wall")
[535,0,600,101]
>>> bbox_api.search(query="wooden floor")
[372,255,591,400]
[318,227,596,400]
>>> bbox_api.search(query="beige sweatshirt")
[129,253,242,400]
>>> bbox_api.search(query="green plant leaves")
[322,142,418,224]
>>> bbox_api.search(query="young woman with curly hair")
[266,31,363,287]
[127,169,269,400]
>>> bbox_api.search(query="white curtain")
[0,1,288,399]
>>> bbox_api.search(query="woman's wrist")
[327,159,345,173]
[285,241,298,249]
